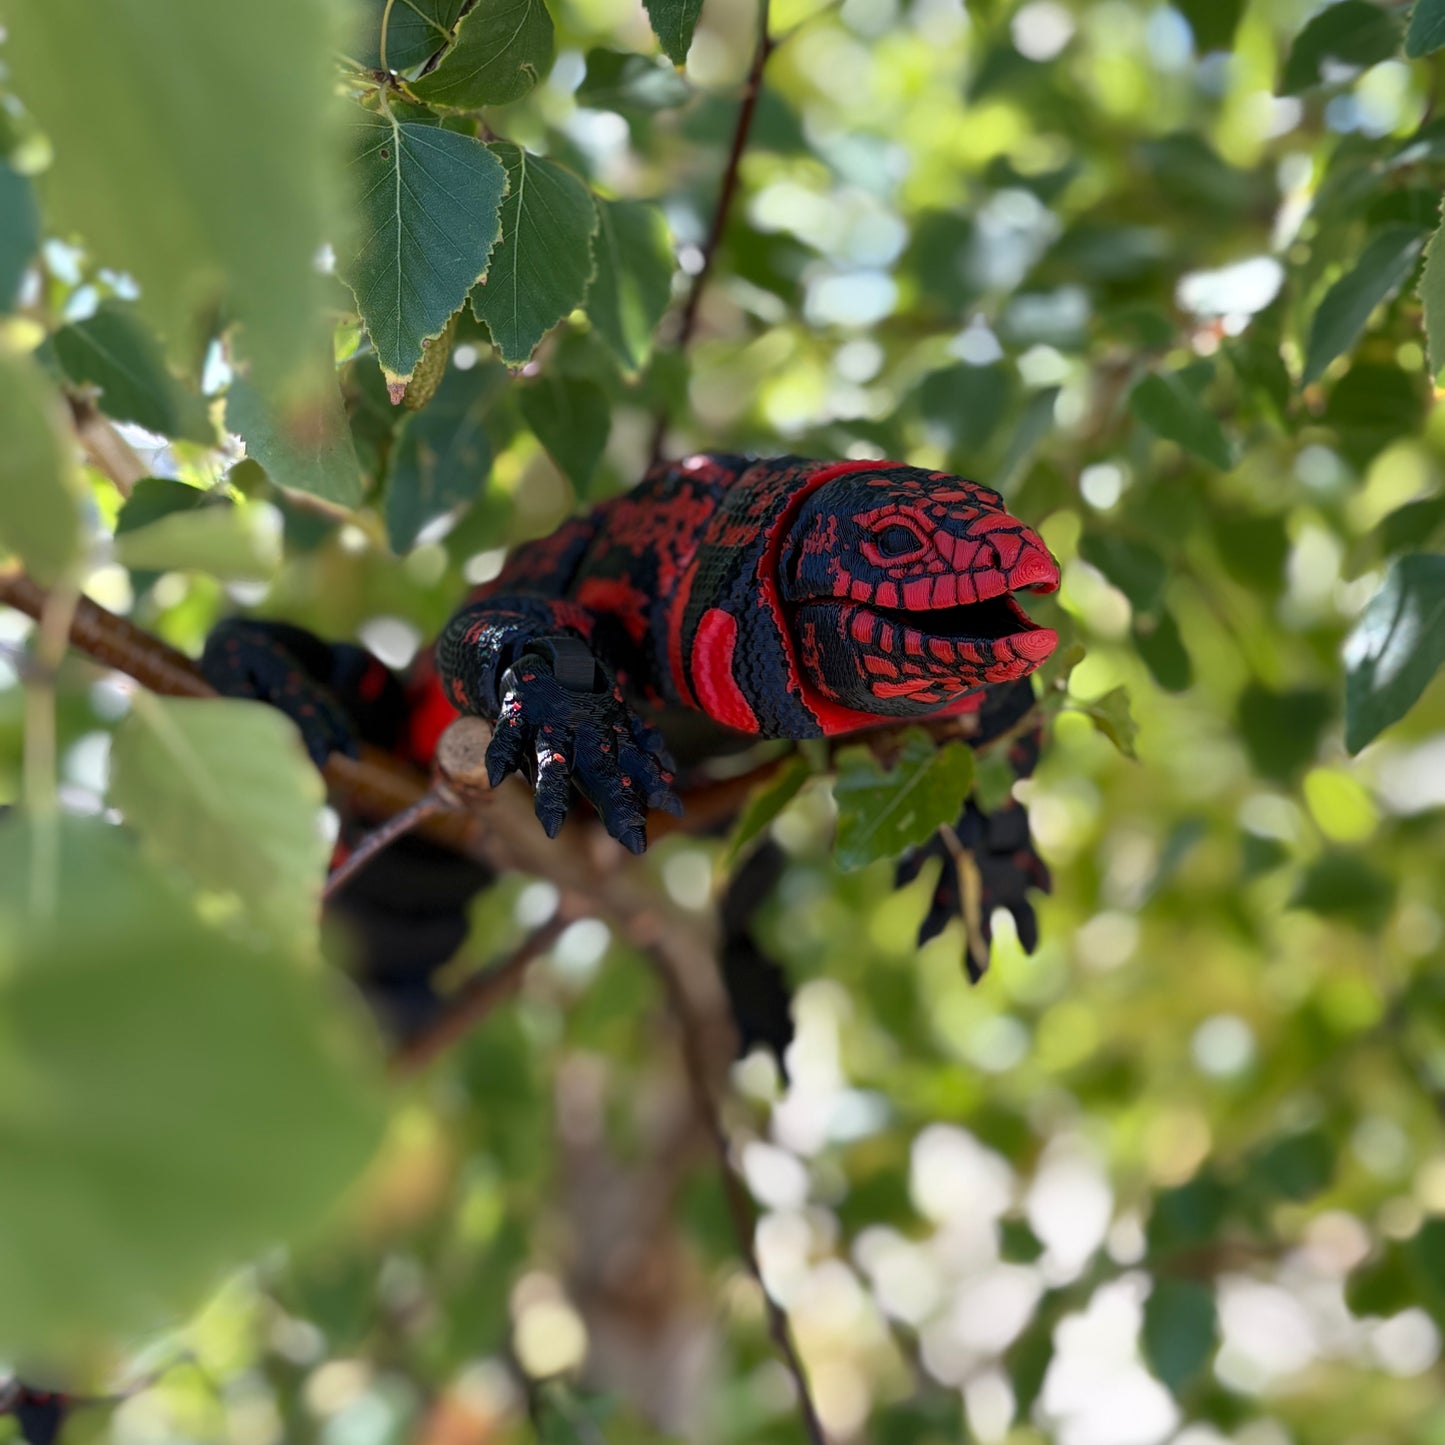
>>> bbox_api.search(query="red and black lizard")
[202,455,1060,1038]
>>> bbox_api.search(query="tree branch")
[391,915,567,1075]
[646,943,830,1445]
[648,0,775,465]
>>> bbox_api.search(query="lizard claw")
[896,795,1051,982]
[486,644,681,850]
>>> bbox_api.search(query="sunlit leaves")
[338,108,507,389]
[53,303,214,443]
[471,145,598,366]
[2,0,344,392]
[1406,0,1445,57]
[1302,224,1426,385]
[386,359,503,551]
[0,816,383,1357]
[643,0,705,66]
[0,161,39,311]
[410,0,555,109]
[1280,1,1403,93]
[110,694,331,948]
[1129,369,1234,470]
[227,372,364,509]
[834,731,974,871]
[0,348,85,584]
[588,199,675,372]
[518,375,611,492]
[1344,554,1445,752]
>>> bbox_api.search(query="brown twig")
[646,948,830,1445]
[324,790,455,903]
[648,0,775,466]
[391,915,567,1075]
[67,395,149,497]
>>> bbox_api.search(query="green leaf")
[644,0,705,66]
[915,363,1014,454]
[470,144,598,367]
[227,372,364,509]
[1249,1128,1335,1201]
[834,730,975,871]
[109,694,331,949]
[1344,553,1445,752]
[996,385,1060,488]
[1325,361,1426,471]
[724,755,811,867]
[577,49,691,112]
[518,375,611,493]
[1290,852,1395,930]
[1175,0,1244,51]
[1133,607,1193,693]
[0,160,40,311]
[0,348,86,584]
[1129,370,1234,470]
[114,500,281,581]
[588,199,675,372]
[1302,224,1427,385]
[2,0,346,393]
[1079,533,1168,614]
[337,108,508,391]
[1280,1,1403,94]
[1077,685,1139,758]
[360,0,465,71]
[1379,493,1445,555]
[1147,1174,1230,1254]
[52,303,214,443]
[1142,1279,1218,1393]
[409,0,555,109]
[1407,0,1445,56]
[0,815,383,1356]
[1419,221,1445,379]
[386,360,504,552]
[1237,684,1333,782]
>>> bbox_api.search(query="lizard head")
[779,467,1060,716]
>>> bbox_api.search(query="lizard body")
[204,454,1061,1008]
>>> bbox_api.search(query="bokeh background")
[3,0,1445,1441]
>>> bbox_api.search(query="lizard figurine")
[203,454,1060,1021]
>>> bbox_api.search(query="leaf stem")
[23,576,80,919]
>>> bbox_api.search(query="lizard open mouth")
[839,590,1058,672]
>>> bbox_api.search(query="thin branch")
[391,916,568,1075]
[324,790,454,903]
[68,395,149,496]
[648,0,775,466]
[646,947,830,1445]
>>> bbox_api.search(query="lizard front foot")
[483,637,682,854]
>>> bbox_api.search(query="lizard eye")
[875,523,924,558]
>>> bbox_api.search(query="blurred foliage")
[2,0,1445,1442]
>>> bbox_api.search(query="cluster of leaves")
[1,0,1445,1442]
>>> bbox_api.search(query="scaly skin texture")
[203,454,1061,1018]
[422,456,1059,841]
